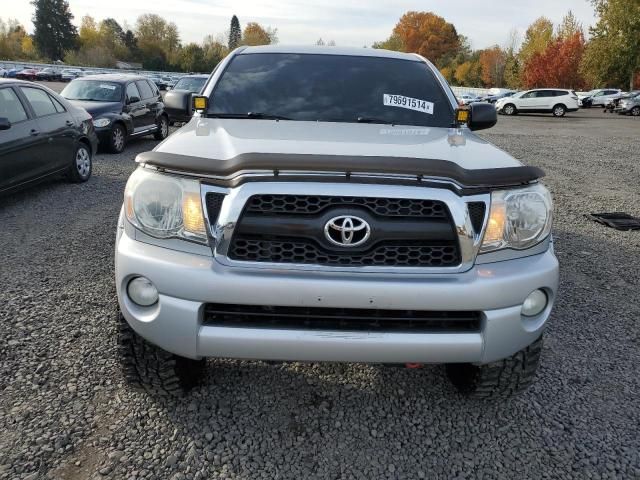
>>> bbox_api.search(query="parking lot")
[1,102,639,479]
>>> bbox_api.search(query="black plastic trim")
[137,151,544,190]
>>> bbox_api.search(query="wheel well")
[78,137,92,154]
[553,103,567,109]
[112,120,128,135]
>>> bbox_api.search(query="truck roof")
[239,45,423,62]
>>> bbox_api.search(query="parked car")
[60,74,169,153]
[0,67,7,78]
[0,79,97,194]
[163,74,209,123]
[15,69,39,81]
[35,67,62,82]
[147,76,168,91]
[116,45,557,400]
[496,88,579,117]
[483,91,516,104]
[457,93,482,105]
[580,89,621,108]
[604,91,639,112]
[615,92,640,116]
[61,69,83,82]
[6,67,22,78]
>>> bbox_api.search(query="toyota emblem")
[324,215,371,247]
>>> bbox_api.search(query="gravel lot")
[1,109,639,480]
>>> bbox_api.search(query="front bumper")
[116,225,559,365]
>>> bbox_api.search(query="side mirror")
[163,90,193,116]
[127,96,140,104]
[467,103,497,131]
[0,117,11,130]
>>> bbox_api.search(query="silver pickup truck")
[116,45,558,399]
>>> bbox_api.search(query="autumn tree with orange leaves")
[391,11,461,66]
[479,46,506,87]
[522,31,587,89]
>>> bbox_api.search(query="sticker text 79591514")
[383,94,434,115]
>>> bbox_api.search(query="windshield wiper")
[356,116,394,125]
[208,112,291,120]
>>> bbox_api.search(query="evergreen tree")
[228,15,241,50]
[31,0,78,60]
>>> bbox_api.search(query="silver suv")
[116,46,559,399]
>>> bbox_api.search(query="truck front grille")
[244,194,448,218]
[226,194,461,268]
[203,303,482,333]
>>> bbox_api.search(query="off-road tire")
[117,312,205,397]
[445,335,543,400]
[154,115,169,140]
[503,103,516,115]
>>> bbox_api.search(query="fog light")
[127,277,158,306]
[522,289,547,317]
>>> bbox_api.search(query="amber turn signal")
[192,95,208,111]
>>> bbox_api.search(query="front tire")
[632,106,640,117]
[154,115,169,140]
[68,143,92,183]
[108,123,126,154]
[503,103,516,115]
[445,335,543,400]
[552,104,566,117]
[117,312,205,397]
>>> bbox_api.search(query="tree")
[518,17,554,67]
[556,10,582,39]
[372,32,404,51]
[31,0,78,60]
[523,32,587,89]
[316,38,325,46]
[136,14,181,69]
[581,0,640,90]
[179,43,205,72]
[202,35,228,71]
[391,11,461,66]
[79,15,100,49]
[228,15,241,50]
[454,60,482,87]
[242,22,275,46]
[503,29,521,89]
[479,46,506,87]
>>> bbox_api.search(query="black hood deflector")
[137,151,544,192]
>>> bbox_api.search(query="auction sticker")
[383,94,434,114]
[99,84,117,90]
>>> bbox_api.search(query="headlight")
[93,117,110,128]
[124,168,207,243]
[480,183,552,253]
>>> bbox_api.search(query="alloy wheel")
[113,127,125,152]
[75,147,91,178]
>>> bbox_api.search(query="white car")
[457,93,482,105]
[496,88,579,117]
[0,67,7,78]
[580,89,621,108]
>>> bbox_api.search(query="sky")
[7,0,596,49]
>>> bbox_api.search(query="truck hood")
[156,119,522,170]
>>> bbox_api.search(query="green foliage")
[179,43,205,72]
[581,0,640,89]
[31,0,78,60]
[0,18,38,61]
[229,15,241,50]
[372,33,404,51]
[518,17,554,67]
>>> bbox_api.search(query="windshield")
[174,77,207,93]
[209,53,454,127]
[61,80,123,102]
